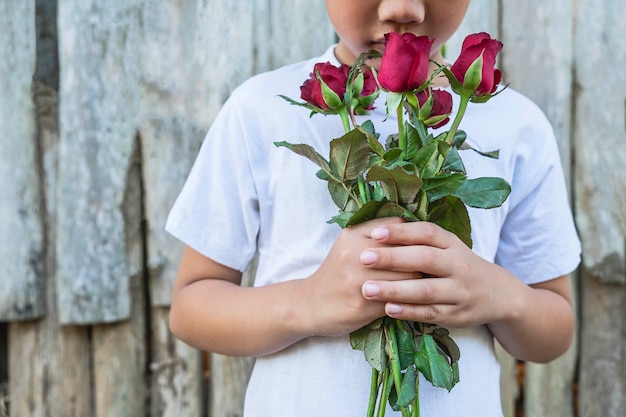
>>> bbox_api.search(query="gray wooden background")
[0,0,624,416]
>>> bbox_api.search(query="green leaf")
[345,200,410,227]
[453,177,511,208]
[452,130,467,148]
[364,328,387,372]
[329,129,371,181]
[396,367,417,407]
[350,318,385,351]
[385,92,404,119]
[404,122,422,160]
[459,141,501,159]
[366,165,423,205]
[328,179,358,211]
[422,173,466,203]
[428,196,472,248]
[410,115,432,147]
[328,211,352,228]
[396,323,417,370]
[383,148,403,161]
[274,141,332,177]
[357,124,385,157]
[431,327,461,364]
[441,146,466,174]
[414,334,456,391]
[412,140,440,178]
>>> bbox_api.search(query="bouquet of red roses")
[276,32,510,417]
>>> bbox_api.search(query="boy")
[166,1,581,415]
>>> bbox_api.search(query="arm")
[169,218,413,357]
[357,221,574,363]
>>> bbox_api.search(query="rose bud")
[378,32,434,92]
[449,32,503,98]
[300,62,350,110]
[350,67,380,115]
[417,89,453,128]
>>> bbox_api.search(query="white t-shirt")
[166,46,581,417]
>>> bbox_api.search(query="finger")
[370,221,455,249]
[360,245,449,276]
[343,216,405,242]
[384,302,457,325]
[362,277,458,305]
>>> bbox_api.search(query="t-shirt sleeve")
[495,121,581,285]
[165,95,259,272]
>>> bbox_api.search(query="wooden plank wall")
[0,0,624,416]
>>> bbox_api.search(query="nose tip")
[378,0,425,26]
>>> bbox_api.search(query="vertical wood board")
[501,4,577,417]
[140,0,257,307]
[150,308,203,417]
[501,2,574,184]
[574,0,626,283]
[56,0,143,323]
[93,139,146,417]
[9,82,93,417]
[0,0,44,320]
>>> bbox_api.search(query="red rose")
[300,62,350,110]
[417,89,453,128]
[378,32,433,92]
[450,32,503,97]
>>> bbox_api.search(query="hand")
[357,221,510,328]
[302,217,420,337]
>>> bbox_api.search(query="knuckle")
[420,221,439,239]
[420,282,438,302]
[423,305,439,322]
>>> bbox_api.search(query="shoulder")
[459,86,556,162]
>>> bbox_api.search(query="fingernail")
[386,303,402,315]
[360,250,377,265]
[362,283,380,297]
[371,227,389,240]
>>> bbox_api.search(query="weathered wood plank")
[56,0,143,324]
[575,1,626,415]
[502,2,574,182]
[574,0,626,282]
[208,354,254,417]
[139,0,257,308]
[0,0,45,321]
[150,308,203,417]
[93,139,147,417]
[579,271,626,417]
[257,0,336,72]
[501,3,578,417]
[9,82,93,417]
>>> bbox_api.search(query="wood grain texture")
[574,0,626,283]
[150,308,203,417]
[56,0,143,324]
[575,2,626,415]
[0,0,45,320]
[501,3,578,417]
[9,82,92,417]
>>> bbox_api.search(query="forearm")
[170,277,314,357]
[487,271,574,363]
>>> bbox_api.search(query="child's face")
[326,0,470,67]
